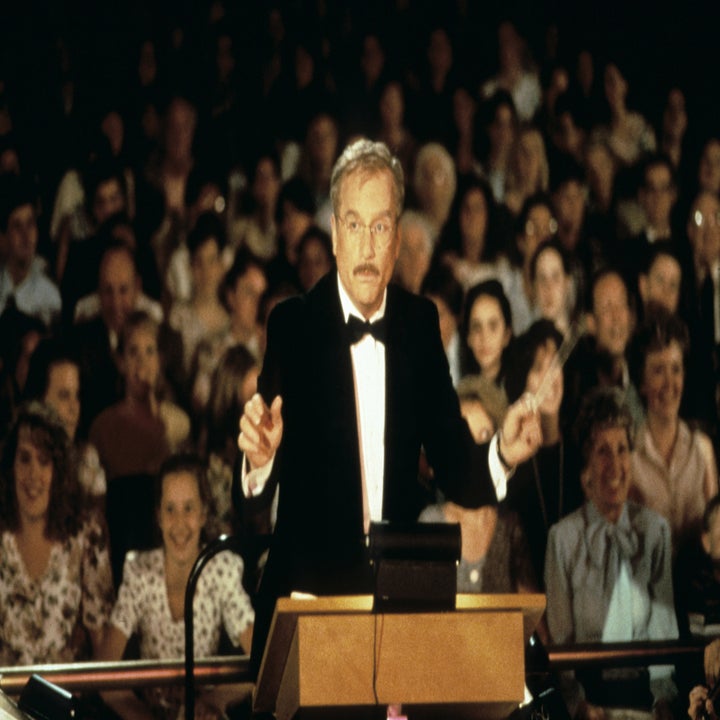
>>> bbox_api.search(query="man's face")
[331,168,399,318]
[553,180,585,243]
[639,164,675,230]
[93,178,126,225]
[638,253,681,313]
[98,249,139,333]
[592,273,631,359]
[5,203,38,269]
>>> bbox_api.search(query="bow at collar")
[586,502,639,570]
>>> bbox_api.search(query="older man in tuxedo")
[238,139,541,673]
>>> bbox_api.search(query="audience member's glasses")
[693,210,720,229]
[525,218,558,237]
[338,215,395,243]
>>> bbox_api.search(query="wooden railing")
[0,638,708,695]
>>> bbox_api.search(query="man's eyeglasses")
[337,215,395,244]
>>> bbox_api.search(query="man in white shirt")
[0,176,61,328]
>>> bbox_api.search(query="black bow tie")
[347,314,387,344]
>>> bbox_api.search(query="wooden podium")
[254,593,546,719]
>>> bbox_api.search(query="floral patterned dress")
[0,514,114,664]
[111,547,254,718]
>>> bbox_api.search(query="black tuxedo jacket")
[243,273,496,670]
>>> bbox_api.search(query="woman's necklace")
[531,439,564,532]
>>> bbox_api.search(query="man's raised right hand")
[238,394,283,470]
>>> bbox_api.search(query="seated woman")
[90,310,190,482]
[628,307,718,555]
[460,279,514,417]
[24,336,106,501]
[98,453,254,720]
[433,174,506,291]
[0,402,114,664]
[545,387,678,720]
[199,344,260,537]
[189,251,267,420]
[168,212,230,374]
[503,320,584,587]
[529,239,575,335]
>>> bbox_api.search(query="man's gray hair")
[330,138,405,218]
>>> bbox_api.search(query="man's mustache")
[353,264,380,276]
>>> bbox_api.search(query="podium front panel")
[296,610,524,706]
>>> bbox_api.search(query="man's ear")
[702,531,712,556]
[330,215,338,256]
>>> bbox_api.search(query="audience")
[0,5,719,713]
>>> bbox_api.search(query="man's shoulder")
[269,273,342,325]
[386,282,438,325]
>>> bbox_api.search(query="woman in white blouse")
[98,453,254,720]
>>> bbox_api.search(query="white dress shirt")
[337,275,386,531]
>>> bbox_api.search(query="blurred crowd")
[2,1,720,718]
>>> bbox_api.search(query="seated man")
[71,241,184,432]
[0,175,61,329]
[562,267,645,433]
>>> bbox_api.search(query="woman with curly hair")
[0,401,114,664]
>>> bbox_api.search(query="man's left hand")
[499,394,542,468]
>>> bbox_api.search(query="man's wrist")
[497,430,513,471]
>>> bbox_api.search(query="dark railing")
[184,534,248,720]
